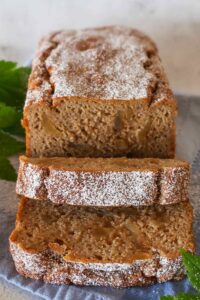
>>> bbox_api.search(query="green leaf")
[0,156,17,181]
[0,130,24,156]
[0,102,18,129]
[0,60,31,108]
[3,109,24,136]
[0,61,28,181]
[161,293,200,299]
[180,249,200,292]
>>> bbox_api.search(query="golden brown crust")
[19,155,189,172]
[9,241,186,288]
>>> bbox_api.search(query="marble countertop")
[0,0,200,299]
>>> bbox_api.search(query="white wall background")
[0,0,200,95]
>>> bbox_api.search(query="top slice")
[23,26,176,158]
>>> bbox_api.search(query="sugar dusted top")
[16,156,189,207]
[26,26,174,105]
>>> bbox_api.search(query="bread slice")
[10,197,194,287]
[16,156,189,206]
[23,26,176,159]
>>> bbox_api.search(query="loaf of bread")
[16,156,189,206]
[23,26,176,158]
[10,197,194,287]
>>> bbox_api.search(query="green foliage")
[0,130,24,156]
[161,293,200,299]
[0,60,30,108]
[161,250,200,299]
[0,60,30,181]
[0,156,17,181]
[0,102,18,129]
[180,249,200,292]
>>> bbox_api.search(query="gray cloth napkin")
[0,95,200,300]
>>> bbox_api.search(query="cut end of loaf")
[24,98,176,158]
[10,197,194,264]
[9,197,194,287]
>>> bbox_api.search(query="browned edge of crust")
[19,155,189,172]
[9,239,186,288]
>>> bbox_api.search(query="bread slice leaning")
[16,156,190,207]
[9,197,194,287]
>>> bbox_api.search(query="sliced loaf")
[10,197,194,287]
[23,26,176,159]
[16,156,189,206]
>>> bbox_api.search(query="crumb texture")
[11,198,194,260]
[9,198,194,287]
[16,156,189,206]
[24,99,176,158]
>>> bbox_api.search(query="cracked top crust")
[25,26,175,107]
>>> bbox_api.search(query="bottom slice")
[10,197,194,288]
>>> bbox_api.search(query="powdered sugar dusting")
[45,170,157,206]
[16,161,47,199]
[160,167,189,204]
[25,26,167,106]
[16,157,189,206]
[46,27,155,100]
[10,241,185,287]
[26,81,52,104]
